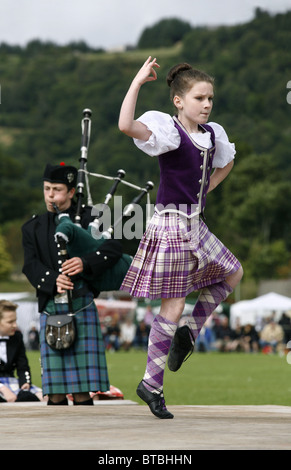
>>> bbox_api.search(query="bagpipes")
[54,109,154,292]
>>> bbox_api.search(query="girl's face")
[43,182,75,212]
[0,310,17,336]
[174,81,214,133]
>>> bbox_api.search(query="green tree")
[0,231,12,280]
[137,18,192,49]
[245,239,290,280]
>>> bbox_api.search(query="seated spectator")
[239,323,259,353]
[278,312,291,344]
[104,315,120,351]
[259,319,285,353]
[120,318,136,351]
[213,316,241,352]
[134,320,150,350]
[195,316,216,352]
[0,300,44,403]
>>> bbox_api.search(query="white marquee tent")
[230,292,291,328]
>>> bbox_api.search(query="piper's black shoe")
[136,381,174,419]
[167,325,195,372]
[73,398,94,406]
[47,397,68,405]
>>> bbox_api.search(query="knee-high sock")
[143,314,177,392]
[187,280,233,340]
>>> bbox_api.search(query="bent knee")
[227,265,243,289]
[236,265,244,281]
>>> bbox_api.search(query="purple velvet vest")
[156,118,216,216]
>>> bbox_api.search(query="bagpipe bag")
[55,215,132,292]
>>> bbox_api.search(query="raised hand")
[118,57,160,140]
[133,56,160,87]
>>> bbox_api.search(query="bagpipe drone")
[54,109,154,292]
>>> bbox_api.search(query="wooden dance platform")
[1,401,291,450]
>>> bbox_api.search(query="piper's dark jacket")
[22,202,122,312]
[0,331,32,387]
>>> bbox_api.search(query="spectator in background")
[134,320,150,350]
[101,316,111,341]
[105,314,121,351]
[120,318,136,351]
[27,322,40,350]
[144,306,154,327]
[259,318,285,353]
[278,312,291,344]
[213,316,240,352]
[239,323,259,353]
[195,316,216,352]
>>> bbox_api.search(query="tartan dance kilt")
[40,293,109,396]
[121,211,241,299]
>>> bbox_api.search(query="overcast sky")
[0,0,290,50]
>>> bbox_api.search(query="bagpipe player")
[21,163,122,405]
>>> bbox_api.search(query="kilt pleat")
[40,293,109,396]
[121,212,241,299]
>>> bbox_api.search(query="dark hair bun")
[166,63,192,87]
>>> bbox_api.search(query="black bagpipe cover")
[55,215,132,292]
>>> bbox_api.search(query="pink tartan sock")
[143,314,178,392]
[188,280,233,340]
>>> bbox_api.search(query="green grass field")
[27,350,291,407]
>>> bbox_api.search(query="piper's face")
[43,182,75,212]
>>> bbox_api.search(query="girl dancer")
[119,57,243,419]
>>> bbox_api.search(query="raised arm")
[118,56,160,140]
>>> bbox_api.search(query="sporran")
[45,314,76,350]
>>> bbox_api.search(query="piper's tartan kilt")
[40,293,109,396]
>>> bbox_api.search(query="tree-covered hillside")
[0,8,291,283]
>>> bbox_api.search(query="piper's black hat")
[43,163,77,188]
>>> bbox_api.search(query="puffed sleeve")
[208,122,236,168]
[133,111,180,156]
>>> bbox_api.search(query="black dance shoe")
[167,325,195,372]
[136,381,174,419]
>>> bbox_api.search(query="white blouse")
[133,111,236,168]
